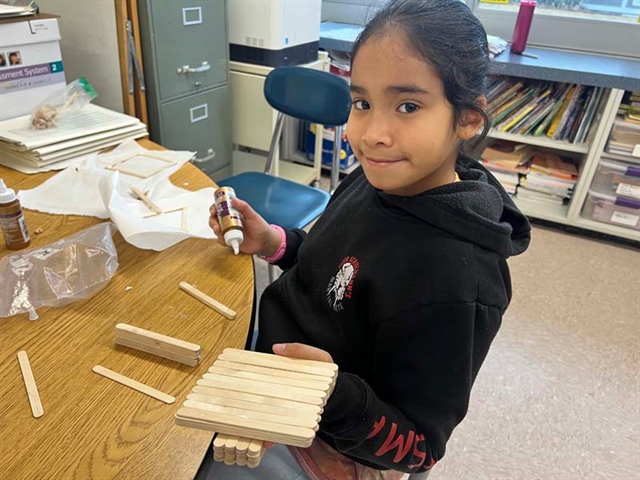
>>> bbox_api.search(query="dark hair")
[351,0,491,148]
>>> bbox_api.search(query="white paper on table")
[100,173,216,251]
[18,139,194,218]
[0,154,87,174]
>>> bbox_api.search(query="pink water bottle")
[511,0,536,54]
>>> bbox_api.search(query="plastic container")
[511,1,536,54]
[581,189,640,231]
[590,158,640,201]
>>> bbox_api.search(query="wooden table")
[0,140,254,480]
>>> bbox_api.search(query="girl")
[208,0,530,478]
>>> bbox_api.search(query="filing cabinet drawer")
[160,86,231,175]
[143,0,228,100]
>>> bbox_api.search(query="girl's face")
[347,34,479,196]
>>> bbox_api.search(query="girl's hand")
[264,343,335,449]
[208,198,281,256]
[272,343,334,363]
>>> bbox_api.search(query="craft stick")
[131,186,162,214]
[115,334,200,360]
[236,455,247,466]
[175,407,316,447]
[199,374,327,402]
[236,437,252,454]
[115,323,200,355]
[181,208,188,232]
[208,365,331,392]
[180,282,236,320]
[183,400,319,429]
[214,433,228,450]
[187,392,320,421]
[115,336,200,367]
[224,434,239,452]
[220,348,338,377]
[92,365,175,404]
[106,166,150,179]
[142,205,186,219]
[248,438,265,457]
[17,351,44,418]
[213,359,333,385]
[190,386,322,414]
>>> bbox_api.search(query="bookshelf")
[487,129,589,154]
[485,83,640,242]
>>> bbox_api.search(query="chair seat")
[218,172,330,230]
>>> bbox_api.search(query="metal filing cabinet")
[138,0,231,180]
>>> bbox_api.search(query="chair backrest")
[264,67,351,127]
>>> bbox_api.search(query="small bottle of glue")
[214,186,244,255]
[0,178,31,250]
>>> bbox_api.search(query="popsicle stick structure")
[213,433,265,468]
[175,348,338,467]
[115,323,201,366]
[106,152,177,178]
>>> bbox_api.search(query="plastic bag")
[30,77,98,129]
[0,222,118,320]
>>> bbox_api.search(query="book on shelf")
[516,152,577,205]
[486,77,602,144]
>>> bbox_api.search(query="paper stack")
[480,140,533,195]
[0,104,147,173]
[518,152,578,206]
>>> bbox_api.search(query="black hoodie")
[256,154,531,474]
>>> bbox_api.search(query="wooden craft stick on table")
[93,365,175,404]
[131,186,162,214]
[17,351,44,418]
[179,281,236,320]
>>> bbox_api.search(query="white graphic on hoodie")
[326,256,360,312]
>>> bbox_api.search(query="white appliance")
[228,0,322,67]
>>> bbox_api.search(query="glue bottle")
[0,179,31,250]
[214,186,244,255]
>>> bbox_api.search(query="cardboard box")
[0,14,66,120]
[306,123,356,171]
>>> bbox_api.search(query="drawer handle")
[177,62,210,74]
[192,148,216,163]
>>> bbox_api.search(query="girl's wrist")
[260,225,286,262]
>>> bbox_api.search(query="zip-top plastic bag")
[0,222,118,320]
[30,77,98,129]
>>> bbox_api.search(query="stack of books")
[486,77,603,145]
[518,152,578,206]
[606,91,640,157]
[0,104,147,173]
[480,140,533,195]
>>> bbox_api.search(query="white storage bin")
[591,158,640,201]
[582,190,640,231]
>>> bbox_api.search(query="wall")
[322,0,386,25]
[36,0,124,112]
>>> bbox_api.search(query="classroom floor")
[252,223,640,480]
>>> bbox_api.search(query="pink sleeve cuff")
[262,225,286,264]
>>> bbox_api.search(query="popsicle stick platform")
[175,348,338,455]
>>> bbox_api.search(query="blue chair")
[218,67,352,232]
